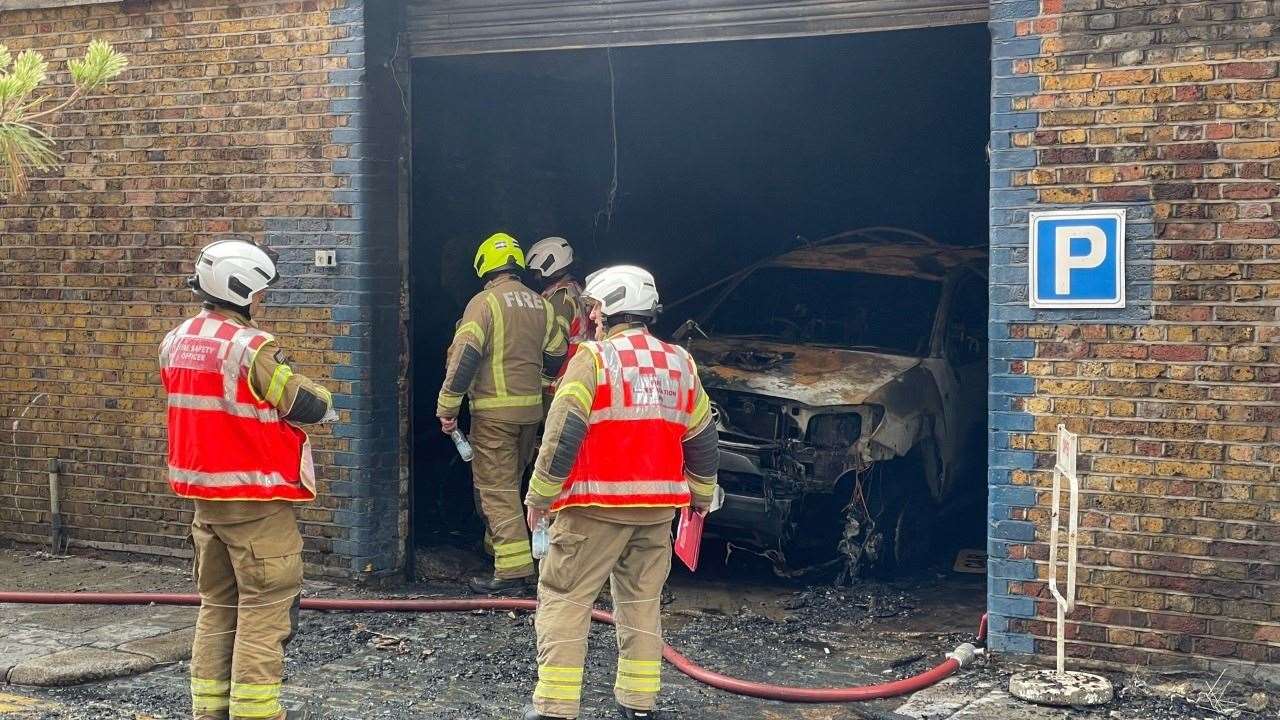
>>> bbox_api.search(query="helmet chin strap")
[189,275,252,318]
[604,313,653,330]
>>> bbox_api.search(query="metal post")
[1009,424,1112,707]
[47,458,64,554]
[1046,424,1079,674]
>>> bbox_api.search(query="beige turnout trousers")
[534,510,672,718]
[190,507,303,720]
[471,416,539,578]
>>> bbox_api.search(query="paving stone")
[0,627,87,650]
[0,642,56,665]
[115,628,195,664]
[897,677,997,718]
[87,624,180,649]
[8,648,154,687]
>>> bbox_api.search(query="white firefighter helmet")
[582,265,660,319]
[527,236,574,278]
[190,239,279,307]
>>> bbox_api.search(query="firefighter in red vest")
[526,236,589,412]
[160,240,333,720]
[522,266,720,720]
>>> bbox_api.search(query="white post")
[1047,424,1079,675]
[1009,425,1111,709]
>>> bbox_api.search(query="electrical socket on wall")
[314,250,337,267]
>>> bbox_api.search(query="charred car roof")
[770,242,987,282]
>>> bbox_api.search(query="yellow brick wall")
[0,0,381,576]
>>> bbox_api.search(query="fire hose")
[0,592,986,704]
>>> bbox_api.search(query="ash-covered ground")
[9,543,1274,720]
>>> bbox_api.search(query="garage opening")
[408,24,990,586]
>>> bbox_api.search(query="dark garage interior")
[408,23,991,579]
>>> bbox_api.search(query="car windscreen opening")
[702,267,942,355]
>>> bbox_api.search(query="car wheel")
[885,492,936,573]
[859,457,936,578]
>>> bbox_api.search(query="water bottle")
[450,429,474,462]
[531,516,550,560]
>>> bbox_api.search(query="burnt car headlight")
[806,413,862,449]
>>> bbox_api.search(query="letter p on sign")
[1030,209,1126,309]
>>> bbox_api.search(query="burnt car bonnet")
[689,337,920,407]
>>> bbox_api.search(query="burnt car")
[674,236,988,578]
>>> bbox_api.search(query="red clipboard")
[674,507,705,572]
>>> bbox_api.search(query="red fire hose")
[0,592,985,704]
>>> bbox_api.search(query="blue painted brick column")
[266,0,405,577]
[987,0,1155,657]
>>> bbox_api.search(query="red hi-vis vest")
[552,329,696,511]
[159,310,316,502]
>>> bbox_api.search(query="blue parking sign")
[1029,209,1126,309]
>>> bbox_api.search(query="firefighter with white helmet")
[522,265,720,720]
[438,232,568,595]
[526,237,589,409]
[160,239,334,720]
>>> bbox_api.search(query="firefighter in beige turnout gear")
[439,232,568,595]
[527,236,589,412]
[161,240,334,720]
[522,266,719,720]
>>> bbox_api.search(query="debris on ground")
[4,547,1274,720]
[1117,670,1274,720]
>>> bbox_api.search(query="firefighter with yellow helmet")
[438,232,568,595]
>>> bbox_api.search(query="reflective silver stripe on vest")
[558,479,689,499]
[169,466,296,489]
[166,393,280,422]
[226,329,251,401]
[589,406,693,424]
[159,317,199,367]
[598,339,627,412]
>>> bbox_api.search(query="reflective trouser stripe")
[615,658,662,694]
[230,681,281,719]
[534,665,583,702]
[493,540,533,570]
[192,677,231,713]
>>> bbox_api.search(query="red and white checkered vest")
[159,310,316,502]
[552,328,695,511]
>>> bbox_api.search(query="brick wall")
[989,0,1279,683]
[0,0,405,578]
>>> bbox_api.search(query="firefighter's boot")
[616,704,661,719]
[469,574,534,596]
